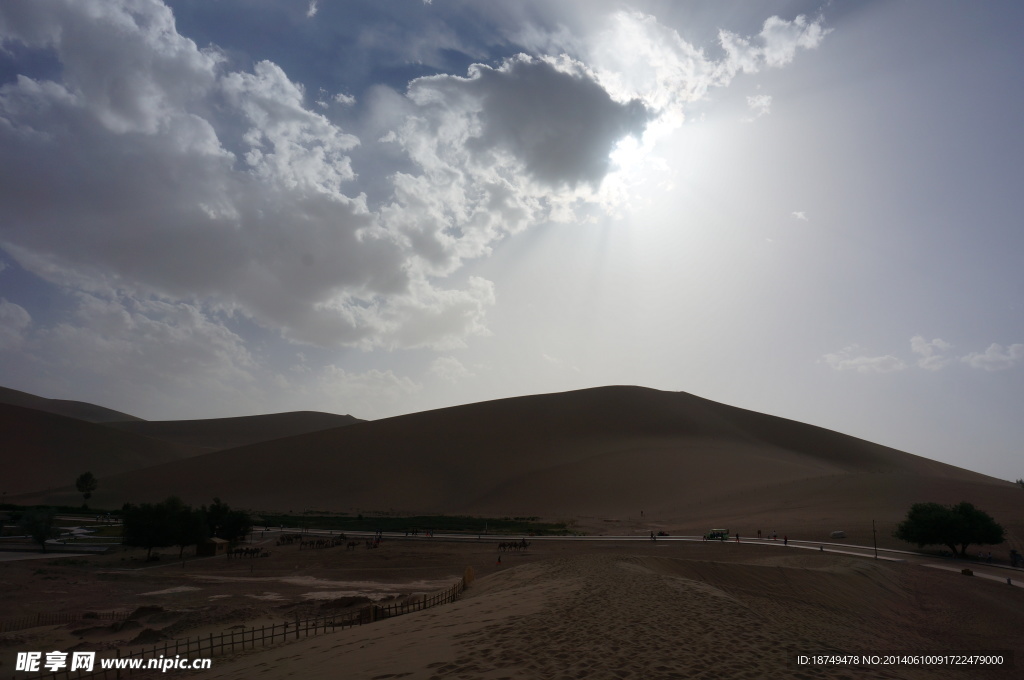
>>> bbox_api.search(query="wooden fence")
[18,578,466,680]
[1,611,130,634]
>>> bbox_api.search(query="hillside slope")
[0,385,143,423]
[1,403,204,495]
[106,411,362,451]
[28,387,1014,541]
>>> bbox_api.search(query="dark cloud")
[413,55,650,188]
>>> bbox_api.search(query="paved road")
[257,526,1024,587]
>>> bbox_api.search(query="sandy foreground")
[199,547,1023,680]
[4,535,1021,680]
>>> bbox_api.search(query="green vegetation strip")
[256,513,570,535]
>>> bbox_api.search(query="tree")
[124,498,211,560]
[164,497,208,559]
[75,472,98,508]
[219,509,252,543]
[203,498,230,539]
[122,501,174,559]
[202,498,251,542]
[894,501,1005,557]
[19,508,59,551]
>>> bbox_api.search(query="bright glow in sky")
[1,1,1022,481]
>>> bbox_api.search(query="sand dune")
[0,403,204,496]
[106,411,362,451]
[18,386,1018,551]
[3,387,360,498]
[0,385,142,423]
[4,386,1020,680]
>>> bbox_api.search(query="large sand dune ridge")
[17,386,1018,550]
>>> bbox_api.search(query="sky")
[1,0,1022,482]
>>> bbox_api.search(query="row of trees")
[13,496,1006,560]
[14,498,252,557]
[123,497,252,559]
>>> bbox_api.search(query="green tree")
[164,497,209,559]
[202,497,230,538]
[219,509,252,543]
[122,501,175,559]
[894,501,1005,557]
[19,508,59,551]
[202,498,251,542]
[75,472,98,508]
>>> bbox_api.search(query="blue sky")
[1,1,1022,481]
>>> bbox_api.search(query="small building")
[196,537,229,557]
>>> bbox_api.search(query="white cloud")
[0,0,495,351]
[910,335,952,371]
[371,52,655,286]
[822,346,906,373]
[307,365,421,419]
[589,12,827,119]
[404,54,650,189]
[429,356,474,384]
[2,288,429,420]
[306,1,318,19]
[745,94,772,120]
[0,2,831,364]
[827,337,1024,374]
[0,298,31,350]
[720,15,831,74]
[791,211,808,221]
[0,292,263,417]
[961,343,1024,371]
[334,92,356,106]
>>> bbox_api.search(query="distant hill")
[26,386,1019,549]
[1,386,363,497]
[106,412,363,451]
[0,403,204,496]
[0,385,143,423]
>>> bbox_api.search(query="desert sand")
[12,386,1022,553]
[4,385,1023,678]
[2,535,1022,680]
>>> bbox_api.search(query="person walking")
[783,535,788,546]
